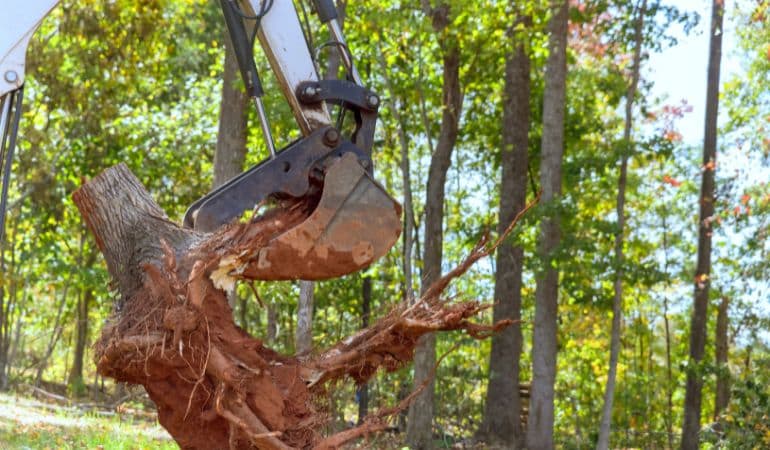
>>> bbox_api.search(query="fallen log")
[72,163,529,449]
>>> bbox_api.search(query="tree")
[714,295,729,419]
[681,0,724,447]
[479,12,531,449]
[596,1,647,447]
[72,162,510,449]
[527,0,568,448]
[407,2,463,448]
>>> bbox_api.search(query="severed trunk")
[73,163,515,449]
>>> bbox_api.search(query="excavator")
[0,0,402,280]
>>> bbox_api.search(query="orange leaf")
[662,174,682,187]
[741,194,751,205]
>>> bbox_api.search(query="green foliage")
[0,0,768,447]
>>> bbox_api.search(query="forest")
[0,0,769,449]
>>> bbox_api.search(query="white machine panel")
[0,0,59,96]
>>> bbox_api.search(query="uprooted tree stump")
[72,163,523,449]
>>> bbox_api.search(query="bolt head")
[367,94,379,108]
[323,128,340,146]
[4,71,18,83]
[302,85,319,98]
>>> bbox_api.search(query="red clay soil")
[73,164,533,449]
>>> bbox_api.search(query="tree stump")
[73,164,516,449]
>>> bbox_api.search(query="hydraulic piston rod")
[0,88,24,237]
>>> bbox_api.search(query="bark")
[596,2,646,448]
[527,1,568,449]
[72,163,517,449]
[479,14,530,449]
[714,296,729,419]
[295,281,314,355]
[215,35,249,310]
[407,3,463,448]
[681,0,723,448]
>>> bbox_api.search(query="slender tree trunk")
[214,35,249,311]
[357,276,371,424]
[479,14,530,449]
[407,4,462,448]
[68,240,97,391]
[714,296,729,419]
[295,0,348,359]
[596,2,646,448]
[681,0,723,448]
[266,304,277,343]
[527,1,568,448]
[213,37,248,190]
[68,288,93,391]
[661,193,675,448]
[35,266,75,387]
[295,281,314,355]
[376,49,416,303]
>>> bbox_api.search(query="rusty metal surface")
[244,153,402,280]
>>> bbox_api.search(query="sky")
[647,0,741,146]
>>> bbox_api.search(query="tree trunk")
[479,13,530,449]
[407,4,463,449]
[214,37,248,190]
[215,35,249,311]
[714,295,729,419]
[68,288,93,392]
[596,2,646,448]
[295,281,314,355]
[72,163,509,449]
[357,276,372,425]
[527,1,568,448]
[681,0,723,448]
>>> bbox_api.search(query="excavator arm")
[0,0,401,280]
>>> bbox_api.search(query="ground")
[0,392,175,450]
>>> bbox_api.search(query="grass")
[0,393,177,450]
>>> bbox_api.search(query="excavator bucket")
[241,153,402,280]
